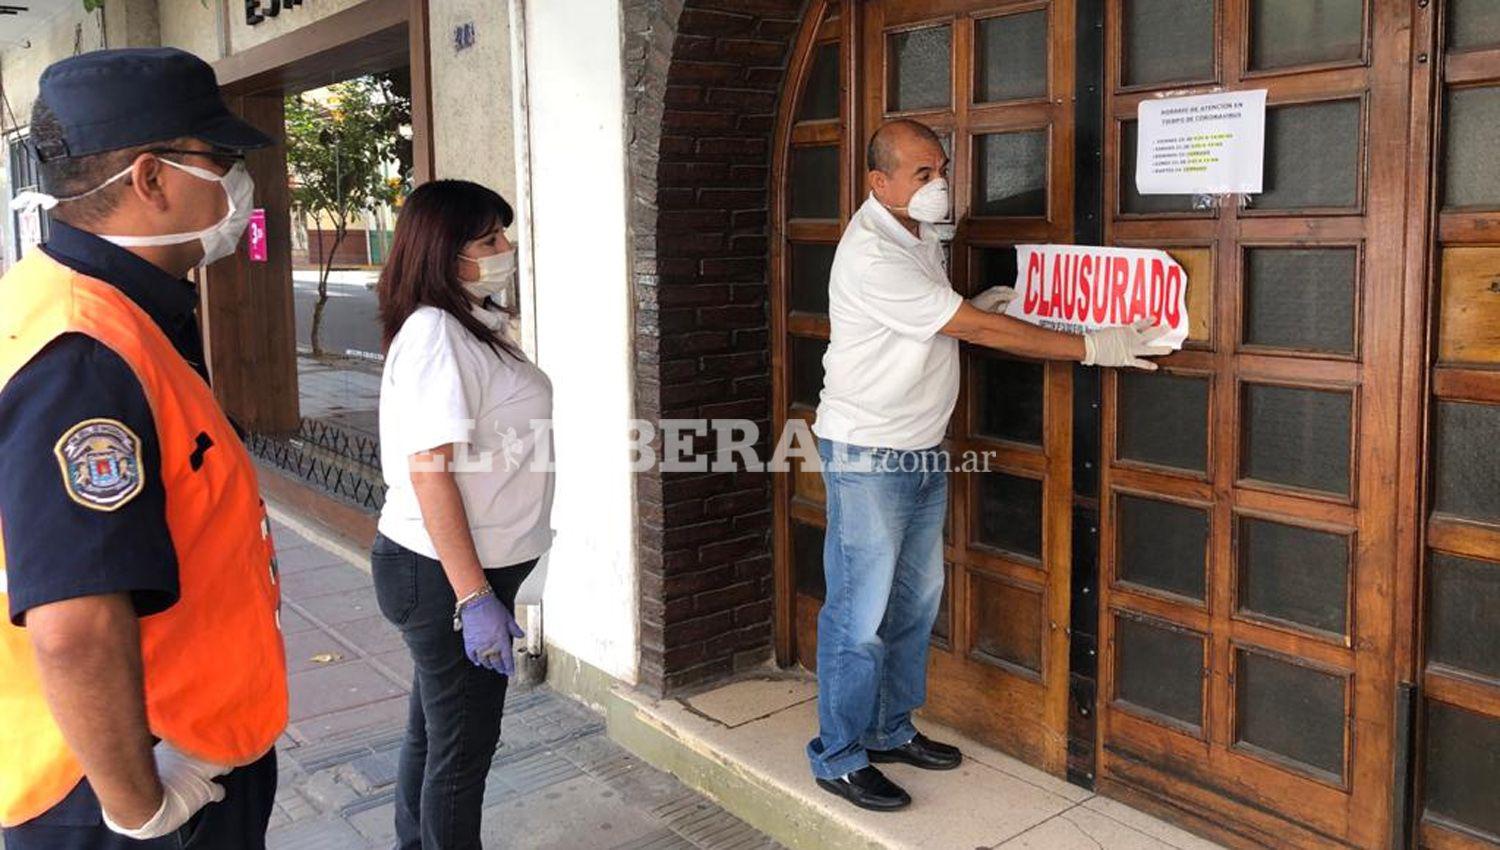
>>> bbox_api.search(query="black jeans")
[370,532,536,850]
[1,749,277,850]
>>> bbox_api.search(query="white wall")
[0,7,107,133]
[521,0,638,685]
[226,0,367,54]
[156,0,219,60]
[429,0,516,204]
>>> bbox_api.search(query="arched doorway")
[764,2,1455,848]
[770,0,1080,776]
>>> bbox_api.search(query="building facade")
[2,2,1497,849]
[612,2,1500,848]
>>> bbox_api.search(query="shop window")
[1448,0,1500,52]
[888,25,952,112]
[976,354,1044,446]
[1444,85,1500,210]
[792,521,826,600]
[1423,701,1500,841]
[933,562,954,644]
[1248,0,1364,71]
[1120,121,1201,214]
[790,145,841,219]
[790,336,828,408]
[1241,383,1353,496]
[1427,552,1500,681]
[1432,401,1500,523]
[789,242,836,315]
[1123,0,1215,87]
[798,42,841,122]
[1118,371,1210,472]
[1243,248,1358,355]
[973,244,1019,293]
[1117,494,1209,601]
[1235,650,1347,780]
[1238,517,1350,635]
[975,10,1048,103]
[1114,614,1205,730]
[1256,100,1361,211]
[974,471,1044,560]
[974,130,1048,217]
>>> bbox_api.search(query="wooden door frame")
[770,0,1081,777]
[770,0,847,669]
[199,0,434,434]
[767,0,1482,847]
[1405,2,1500,848]
[1093,1,1416,848]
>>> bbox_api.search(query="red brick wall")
[301,228,371,267]
[625,0,806,694]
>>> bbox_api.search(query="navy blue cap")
[34,47,272,161]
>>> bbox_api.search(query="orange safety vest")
[0,251,288,827]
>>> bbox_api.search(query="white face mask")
[900,178,951,224]
[46,158,256,268]
[459,249,517,303]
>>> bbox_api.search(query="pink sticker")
[248,208,268,262]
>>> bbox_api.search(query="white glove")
[969,285,1018,313]
[1083,319,1173,370]
[101,742,230,840]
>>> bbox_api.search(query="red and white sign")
[1003,244,1190,350]
[248,208,268,263]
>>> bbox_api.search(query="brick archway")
[623,0,808,694]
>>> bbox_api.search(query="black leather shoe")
[815,766,912,811]
[868,733,963,770]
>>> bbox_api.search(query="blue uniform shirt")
[0,220,206,626]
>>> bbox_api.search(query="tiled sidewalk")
[266,512,783,850]
[296,356,381,438]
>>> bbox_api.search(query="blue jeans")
[807,438,948,780]
[370,533,537,850]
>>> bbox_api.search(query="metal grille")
[245,417,386,511]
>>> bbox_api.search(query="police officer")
[0,49,288,848]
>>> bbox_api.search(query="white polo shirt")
[377,304,556,568]
[813,195,965,451]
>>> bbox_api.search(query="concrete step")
[602,670,1227,850]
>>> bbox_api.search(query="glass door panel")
[1097,0,1407,846]
[854,0,1078,773]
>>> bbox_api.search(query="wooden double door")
[771,1,1500,848]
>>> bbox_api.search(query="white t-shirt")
[377,304,556,568]
[813,195,965,451]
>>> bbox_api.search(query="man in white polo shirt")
[808,119,1167,811]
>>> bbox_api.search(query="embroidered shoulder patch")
[54,418,144,512]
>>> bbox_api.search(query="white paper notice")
[1135,89,1266,195]
[1003,244,1190,351]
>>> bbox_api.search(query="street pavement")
[265,514,785,849]
[293,268,383,360]
[297,355,382,439]
[0,515,779,850]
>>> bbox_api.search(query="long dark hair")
[378,179,518,358]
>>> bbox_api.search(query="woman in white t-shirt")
[369,179,554,850]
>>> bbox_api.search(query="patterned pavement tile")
[262,510,781,850]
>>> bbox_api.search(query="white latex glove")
[969,285,1018,313]
[101,742,230,840]
[1083,319,1173,370]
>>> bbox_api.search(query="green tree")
[285,77,408,356]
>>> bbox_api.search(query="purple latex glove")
[459,594,526,676]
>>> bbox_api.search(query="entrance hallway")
[609,676,1228,850]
